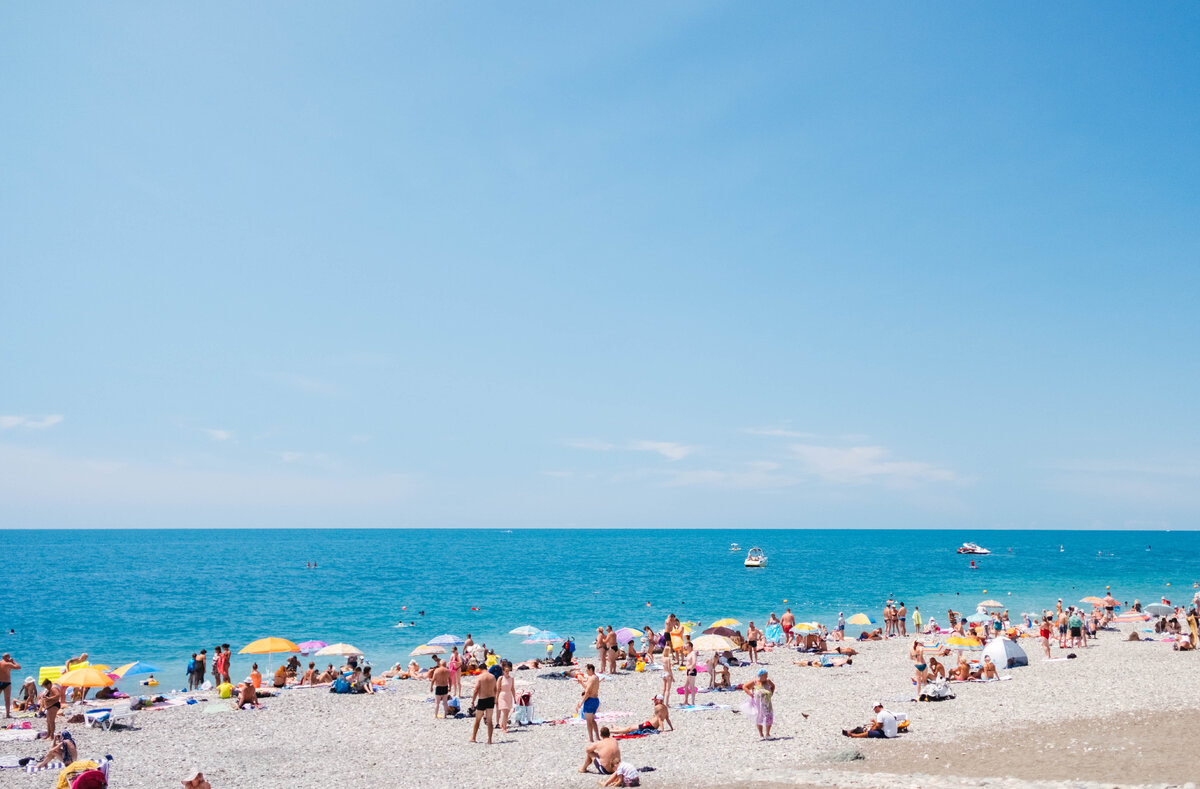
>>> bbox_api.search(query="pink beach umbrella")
[297,640,328,654]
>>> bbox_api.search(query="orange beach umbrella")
[239,637,299,655]
[57,667,115,688]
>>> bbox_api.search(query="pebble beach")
[3,621,1195,789]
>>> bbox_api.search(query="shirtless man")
[579,727,621,775]
[1057,609,1069,649]
[469,666,497,744]
[233,679,260,710]
[898,603,908,636]
[300,662,318,686]
[430,660,451,719]
[745,622,761,664]
[0,653,20,717]
[781,608,796,645]
[612,696,674,734]
[577,663,601,742]
[605,626,618,674]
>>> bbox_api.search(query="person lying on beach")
[579,727,621,774]
[843,702,898,739]
[612,695,675,735]
[830,646,858,656]
[94,685,121,700]
[34,731,77,768]
[182,772,212,789]
[514,659,542,670]
[233,680,261,710]
[857,629,884,641]
[794,656,852,667]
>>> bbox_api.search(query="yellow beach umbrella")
[709,618,742,628]
[691,634,737,652]
[57,667,115,688]
[410,644,446,656]
[794,622,820,631]
[846,613,875,626]
[947,635,983,651]
[239,637,300,654]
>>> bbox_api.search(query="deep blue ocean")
[3,529,1197,686]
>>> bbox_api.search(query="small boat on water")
[744,547,767,567]
[729,543,741,552]
[957,542,991,555]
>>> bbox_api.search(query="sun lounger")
[85,700,137,730]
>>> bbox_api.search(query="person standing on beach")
[898,603,908,636]
[40,679,62,740]
[912,606,922,634]
[744,669,775,739]
[219,644,232,685]
[605,626,618,674]
[448,647,463,698]
[577,663,601,742]
[682,643,698,705]
[469,667,497,744]
[1039,617,1052,658]
[430,660,451,719]
[186,653,198,691]
[781,609,795,645]
[745,622,761,664]
[194,649,208,688]
[834,613,845,642]
[595,628,607,675]
[495,662,516,732]
[661,650,674,700]
[1057,609,1069,649]
[0,653,20,717]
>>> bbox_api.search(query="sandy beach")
[3,622,1195,789]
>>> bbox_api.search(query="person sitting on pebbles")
[843,702,898,739]
[232,679,261,710]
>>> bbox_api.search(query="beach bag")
[330,678,352,694]
[635,660,645,672]
[921,678,954,701]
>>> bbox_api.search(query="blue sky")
[2,2,1198,529]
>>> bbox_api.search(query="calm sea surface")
[3,529,1196,685]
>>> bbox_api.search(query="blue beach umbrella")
[427,634,465,647]
[522,630,564,644]
[114,661,161,678]
[509,625,541,636]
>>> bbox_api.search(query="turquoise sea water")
[3,529,1197,685]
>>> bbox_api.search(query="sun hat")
[24,676,34,684]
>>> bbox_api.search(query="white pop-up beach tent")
[982,636,1028,668]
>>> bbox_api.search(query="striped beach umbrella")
[1112,612,1150,623]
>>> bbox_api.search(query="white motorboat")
[957,542,991,555]
[744,547,767,567]
[729,543,741,552]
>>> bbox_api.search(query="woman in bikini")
[448,647,463,699]
[661,651,673,700]
[40,679,63,740]
[909,640,927,697]
[495,662,516,733]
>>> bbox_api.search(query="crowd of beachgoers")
[2,589,1197,788]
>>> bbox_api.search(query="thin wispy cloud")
[204,428,235,442]
[744,427,816,439]
[258,371,345,397]
[789,444,956,486]
[567,438,697,461]
[1,414,64,430]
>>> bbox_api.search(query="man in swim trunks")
[605,626,618,674]
[780,608,795,644]
[578,663,601,742]
[0,653,19,718]
[469,666,497,744]
[898,603,908,636]
[682,643,698,705]
[579,726,620,775]
[611,695,674,735]
[430,659,451,718]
